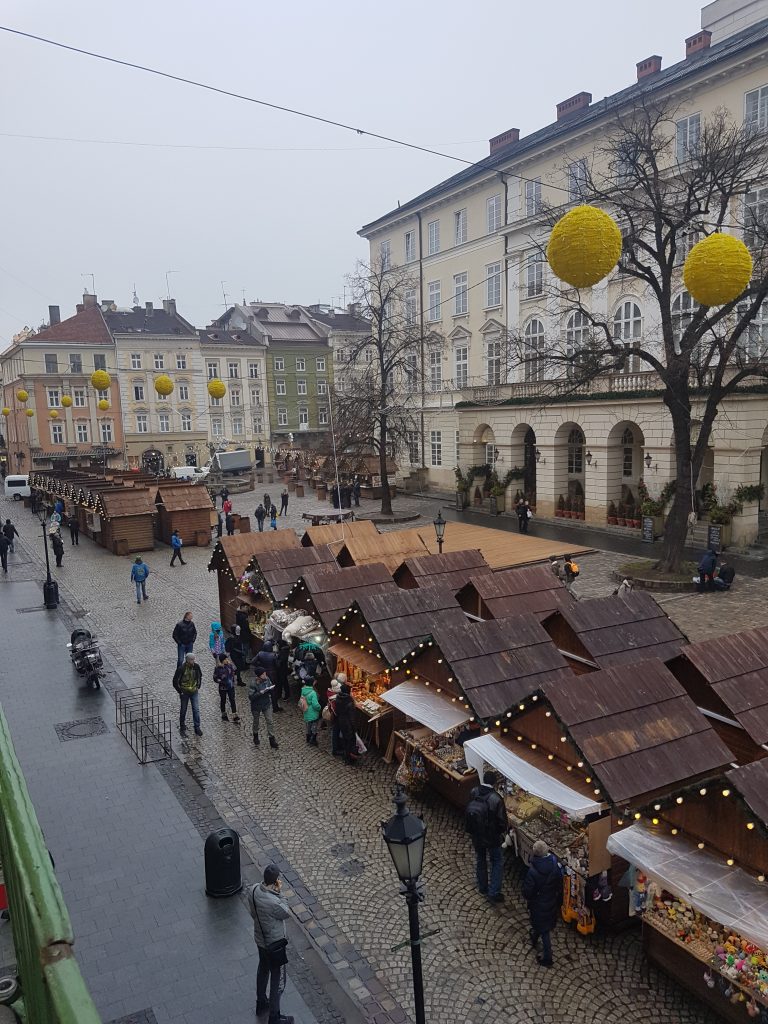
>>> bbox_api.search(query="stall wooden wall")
[102,516,155,554]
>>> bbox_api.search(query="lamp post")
[433,510,446,555]
[34,502,59,609]
[382,787,427,1024]
[644,452,653,471]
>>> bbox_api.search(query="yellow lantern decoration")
[683,233,753,306]
[16,389,28,403]
[49,410,59,419]
[25,409,34,418]
[154,374,174,397]
[61,394,73,408]
[547,205,623,288]
[90,369,111,391]
[207,378,226,400]
[97,399,110,411]
[1,408,9,417]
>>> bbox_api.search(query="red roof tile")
[32,306,112,345]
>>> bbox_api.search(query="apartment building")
[301,304,368,395]
[198,325,270,459]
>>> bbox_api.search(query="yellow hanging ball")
[25,408,34,418]
[97,399,110,411]
[154,374,174,397]
[16,389,29,403]
[683,233,753,306]
[207,378,226,400]
[49,410,59,419]
[61,395,73,408]
[90,369,111,391]
[547,205,623,289]
[1,408,9,417]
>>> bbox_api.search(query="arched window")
[621,428,634,477]
[566,311,589,378]
[613,301,642,372]
[524,319,545,382]
[567,427,585,475]
[737,299,768,364]
[671,291,701,356]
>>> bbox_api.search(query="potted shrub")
[607,501,618,526]
[572,496,583,521]
[563,495,572,519]
[556,494,565,518]
[489,483,505,515]
[625,502,636,528]
[709,504,732,547]
[617,502,626,527]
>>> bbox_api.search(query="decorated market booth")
[300,519,378,555]
[154,483,215,547]
[283,563,397,644]
[335,528,431,574]
[392,549,491,592]
[455,564,575,620]
[242,545,337,608]
[92,487,156,554]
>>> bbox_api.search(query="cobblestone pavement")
[2,490,747,1023]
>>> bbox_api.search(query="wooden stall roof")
[97,487,155,518]
[393,549,491,592]
[208,531,300,581]
[154,485,214,512]
[426,616,573,720]
[725,760,768,827]
[290,563,397,631]
[543,659,733,806]
[457,565,575,620]
[252,545,337,603]
[301,519,378,552]
[414,521,591,571]
[336,528,431,573]
[338,454,397,476]
[346,587,467,665]
[552,592,686,667]
[671,627,768,746]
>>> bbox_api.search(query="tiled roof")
[103,309,196,337]
[302,307,371,333]
[31,306,111,345]
[198,328,266,349]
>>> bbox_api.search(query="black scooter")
[67,628,104,689]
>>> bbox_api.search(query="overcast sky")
[0,0,700,344]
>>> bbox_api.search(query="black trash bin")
[204,828,243,898]
[43,579,59,610]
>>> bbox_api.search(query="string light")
[676,797,683,805]
[722,789,731,797]
[671,828,678,835]
[747,822,755,830]
[634,813,641,820]
[699,788,707,796]
[697,842,705,850]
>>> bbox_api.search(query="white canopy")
[464,734,604,819]
[607,824,768,951]
[381,682,470,734]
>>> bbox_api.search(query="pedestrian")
[254,641,279,710]
[3,518,19,552]
[464,770,509,904]
[225,625,249,686]
[279,488,289,517]
[130,555,150,604]
[215,511,223,539]
[331,483,339,510]
[51,531,64,567]
[172,611,197,667]
[522,839,563,968]
[209,621,226,660]
[236,604,252,642]
[613,577,633,597]
[255,503,266,532]
[523,501,532,533]
[225,512,235,536]
[275,641,291,702]
[352,476,361,507]
[54,498,64,517]
[0,533,8,574]
[248,863,293,1024]
[334,682,357,765]
[697,547,718,593]
[214,652,240,723]
[270,506,278,530]
[248,668,279,749]
[516,499,526,533]
[713,561,736,591]
[68,515,79,545]
[172,652,203,736]
[223,497,233,515]
[169,529,186,566]
[263,492,271,513]
[562,554,580,596]
[326,674,345,756]
[299,678,321,745]
[219,486,229,509]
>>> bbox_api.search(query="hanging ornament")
[154,374,174,396]
[61,395,73,408]
[547,205,623,288]
[97,399,110,411]
[1,408,8,417]
[90,369,111,391]
[16,389,29,403]
[49,410,59,419]
[207,378,226,399]
[683,233,753,306]
[25,409,34,418]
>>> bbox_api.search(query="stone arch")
[606,420,646,515]
[472,423,497,467]
[510,422,537,501]
[553,421,586,509]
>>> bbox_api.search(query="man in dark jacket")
[172,653,203,736]
[254,642,280,711]
[697,548,718,592]
[255,503,266,532]
[248,668,279,749]
[335,683,357,765]
[275,642,290,702]
[249,863,293,1024]
[522,840,563,967]
[225,625,249,686]
[3,518,19,552]
[714,561,736,591]
[465,770,508,903]
[172,611,197,667]
[51,531,64,567]
[0,533,9,573]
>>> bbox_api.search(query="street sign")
[641,516,654,544]
[707,524,722,553]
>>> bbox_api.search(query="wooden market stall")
[337,454,398,500]
[243,545,337,606]
[283,563,397,641]
[300,519,378,555]
[207,532,300,635]
[415,521,592,571]
[154,484,215,547]
[335,528,431,574]
[456,564,575,620]
[393,549,491,592]
[93,487,156,554]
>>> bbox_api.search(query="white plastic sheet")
[607,824,768,950]
[381,682,470,734]
[463,734,604,819]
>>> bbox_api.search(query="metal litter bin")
[204,828,243,897]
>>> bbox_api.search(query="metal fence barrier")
[0,706,101,1023]
[115,687,173,764]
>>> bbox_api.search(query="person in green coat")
[300,683,321,746]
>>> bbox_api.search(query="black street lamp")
[644,452,653,470]
[382,787,427,1024]
[34,502,59,610]
[433,510,446,555]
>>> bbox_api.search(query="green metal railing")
[0,707,101,1023]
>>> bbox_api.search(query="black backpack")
[465,790,495,845]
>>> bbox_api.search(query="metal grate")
[115,688,172,765]
[54,717,108,743]
[106,1012,158,1024]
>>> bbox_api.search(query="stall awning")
[607,824,768,951]
[464,735,604,819]
[381,681,470,734]
[329,642,383,676]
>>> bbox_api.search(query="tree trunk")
[656,402,695,573]
[379,413,393,516]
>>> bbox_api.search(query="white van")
[170,466,197,481]
[4,474,30,500]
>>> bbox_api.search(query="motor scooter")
[67,628,104,689]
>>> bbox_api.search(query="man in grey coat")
[249,863,293,1023]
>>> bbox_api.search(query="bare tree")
[511,101,768,572]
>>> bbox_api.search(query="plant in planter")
[556,494,565,518]
[734,482,764,505]
[563,495,572,519]
[617,502,626,527]
[574,496,585,520]
[607,501,618,525]
[625,503,637,528]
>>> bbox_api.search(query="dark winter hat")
[263,863,280,885]
[218,653,228,663]
[134,556,142,563]
[483,770,499,787]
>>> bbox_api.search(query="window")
[69,353,82,373]
[207,361,219,379]
[47,388,60,407]
[318,406,329,425]
[298,407,309,427]
[76,421,89,443]
[404,230,416,263]
[566,311,589,367]
[454,272,468,315]
[297,379,307,395]
[250,386,261,406]
[317,379,327,395]
[622,428,634,478]
[230,387,241,406]
[746,86,768,133]
[407,430,420,464]
[178,384,189,401]
[486,263,502,307]
[427,281,441,322]
[316,357,326,372]
[212,417,223,437]
[136,414,148,433]
[404,288,418,325]
[365,349,373,363]
[248,362,260,379]
[675,227,700,266]
[454,208,467,245]
[404,352,418,392]
[232,417,244,436]
[380,239,391,270]
[335,348,347,363]
[210,395,222,408]
[676,113,701,162]
[567,428,585,474]
[253,415,263,434]
[427,219,440,255]
[613,301,642,372]
[745,186,768,249]
[73,388,86,407]
[100,421,113,443]
[526,252,544,298]
[45,353,58,374]
[486,336,502,385]
[485,443,498,466]
[567,158,588,201]
[181,413,192,432]
[133,384,145,401]
[456,430,460,462]
[97,389,109,403]
[277,407,288,427]
[176,353,187,370]
[740,300,768,362]
[154,353,164,370]
[430,430,442,467]
[276,379,286,396]
[274,357,285,371]
[525,178,542,217]
[524,319,545,382]
[228,361,239,378]
[672,291,700,352]
[131,353,142,369]
[429,349,442,391]
[455,346,468,388]
[159,414,170,433]
[51,422,64,444]
[93,354,106,371]
[487,194,502,233]
[295,358,306,371]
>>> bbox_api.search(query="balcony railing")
[0,705,100,1023]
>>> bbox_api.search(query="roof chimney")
[76,303,85,313]
[82,293,97,308]
[686,29,712,57]
[162,298,177,316]
[145,301,154,316]
[636,55,662,80]
[557,92,592,120]
[489,128,520,154]
[48,305,60,326]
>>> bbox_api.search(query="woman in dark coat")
[521,840,562,967]
[334,683,356,764]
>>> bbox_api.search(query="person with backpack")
[225,512,235,536]
[214,652,240,723]
[326,675,344,756]
[299,680,321,745]
[522,840,563,968]
[225,625,249,686]
[465,770,509,903]
[172,652,203,736]
[173,611,197,666]
[334,682,357,765]
[516,499,527,533]
[269,505,278,530]
[169,529,186,566]
[255,503,266,533]
[3,518,19,552]
[697,547,718,593]
[130,556,149,604]
[209,621,226,661]
[248,668,279,749]
[562,555,579,596]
